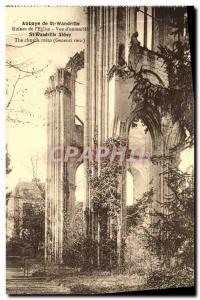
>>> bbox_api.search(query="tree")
[28,154,45,200]
[6,145,12,206]
[62,209,85,268]
[6,41,48,125]
[88,137,127,269]
[7,199,45,258]
[129,164,194,289]
[21,200,45,256]
[7,180,45,258]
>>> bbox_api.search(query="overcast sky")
[6,6,87,190]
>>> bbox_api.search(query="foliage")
[160,166,194,266]
[146,267,194,289]
[63,208,116,271]
[21,202,45,256]
[7,236,34,257]
[89,137,126,217]
[126,189,154,230]
[6,145,12,175]
[7,180,45,257]
[84,137,128,269]
[63,210,84,268]
[127,164,194,288]
[143,167,194,269]
[158,39,194,139]
[63,235,85,268]
[6,146,12,205]
[124,228,158,277]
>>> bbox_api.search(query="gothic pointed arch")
[126,100,162,152]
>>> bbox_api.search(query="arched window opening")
[75,163,87,205]
[126,120,153,259]
[127,120,152,205]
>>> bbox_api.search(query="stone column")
[45,69,73,263]
[45,50,84,264]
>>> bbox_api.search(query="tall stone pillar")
[86,7,128,268]
[45,52,84,263]
[45,69,72,263]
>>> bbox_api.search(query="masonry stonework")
[45,7,186,266]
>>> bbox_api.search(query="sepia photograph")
[5,5,195,295]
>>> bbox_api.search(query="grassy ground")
[7,266,147,294]
[46,268,147,294]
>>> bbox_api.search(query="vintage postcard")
[6,6,195,294]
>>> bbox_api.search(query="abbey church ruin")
[45,7,194,271]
